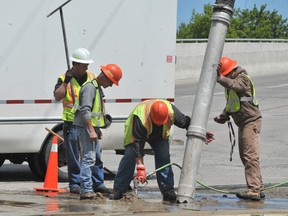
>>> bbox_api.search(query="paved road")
[0,73,287,215]
[173,73,288,187]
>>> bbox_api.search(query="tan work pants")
[238,118,263,192]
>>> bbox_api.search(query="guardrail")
[176,38,288,43]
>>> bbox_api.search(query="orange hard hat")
[150,101,168,126]
[220,57,237,76]
[101,64,122,86]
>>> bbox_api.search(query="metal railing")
[176,38,288,43]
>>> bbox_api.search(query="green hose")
[146,162,288,194]
[196,180,237,194]
[262,181,288,191]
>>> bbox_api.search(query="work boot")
[236,191,261,201]
[111,189,123,200]
[80,192,96,200]
[94,186,113,195]
[69,186,80,194]
[163,190,177,201]
[260,191,265,199]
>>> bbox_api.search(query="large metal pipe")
[177,0,235,203]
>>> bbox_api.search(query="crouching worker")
[112,99,214,201]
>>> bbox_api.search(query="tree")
[177,4,288,39]
[177,5,212,39]
[228,4,288,38]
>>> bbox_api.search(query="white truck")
[0,0,177,181]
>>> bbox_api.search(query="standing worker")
[112,99,214,201]
[54,47,110,195]
[214,56,265,201]
[73,63,122,200]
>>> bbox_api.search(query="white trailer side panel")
[0,0,177,152]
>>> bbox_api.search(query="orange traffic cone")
[35,135,66,193]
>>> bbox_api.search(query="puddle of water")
[137,190,288,212]
[1,189,288,215]
[182,193,288,211]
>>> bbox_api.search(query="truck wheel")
[41,129,68,182]
[28,154,45,180]
[0,156,5,167]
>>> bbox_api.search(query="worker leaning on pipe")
[214,56,265,201]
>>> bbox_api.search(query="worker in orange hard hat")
[219,56,237,76]
[150,101,169,125]
[72,63,122,200]
[100,64,122,86]
[112,99,214,201]
[215,56,264,201]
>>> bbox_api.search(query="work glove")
[214,113,230,124]
[64,69,74,84]
[205,131,215,144]
[217,62,222,75]
[136,164,146,184]
[105,114,112,128]
[95,128,103,139]
[216,62,223,82]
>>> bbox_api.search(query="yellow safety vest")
[225,73,259,113]
[72,80,106,128]
[124,99,174,146]
[60,72,96,122]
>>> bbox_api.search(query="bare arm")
[54,82,68,101]
[84,119,98,141]
[135,157,144,166]
[54,69,74,101]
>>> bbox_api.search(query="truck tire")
[40,126,68,182]
[0,156,5,167]
[28,154,45,180]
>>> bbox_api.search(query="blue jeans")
[75,126,105,193]
[63,122,80,188]
[113,139,174,195]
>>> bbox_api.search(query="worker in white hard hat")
[54,47,111,195]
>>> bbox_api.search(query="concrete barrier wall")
[175,42,288,81]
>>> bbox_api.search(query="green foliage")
[177,4,288,39]
[177,5,213,38]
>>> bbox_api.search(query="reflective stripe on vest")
[123,99,174,146]
[72,80,105,127]
[61,72,96,122]
[90,80,105,127]
[225,73,259,113]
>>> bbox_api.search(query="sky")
[177,0,288,28]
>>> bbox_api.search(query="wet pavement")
[1,154,288,215]
[1,183,288,216]
[1,74,288,215]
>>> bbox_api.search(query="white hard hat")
[70,48,94,64]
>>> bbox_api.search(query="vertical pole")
[177,0,235,203]
[59,8,70,70]
[47,0,72,70]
